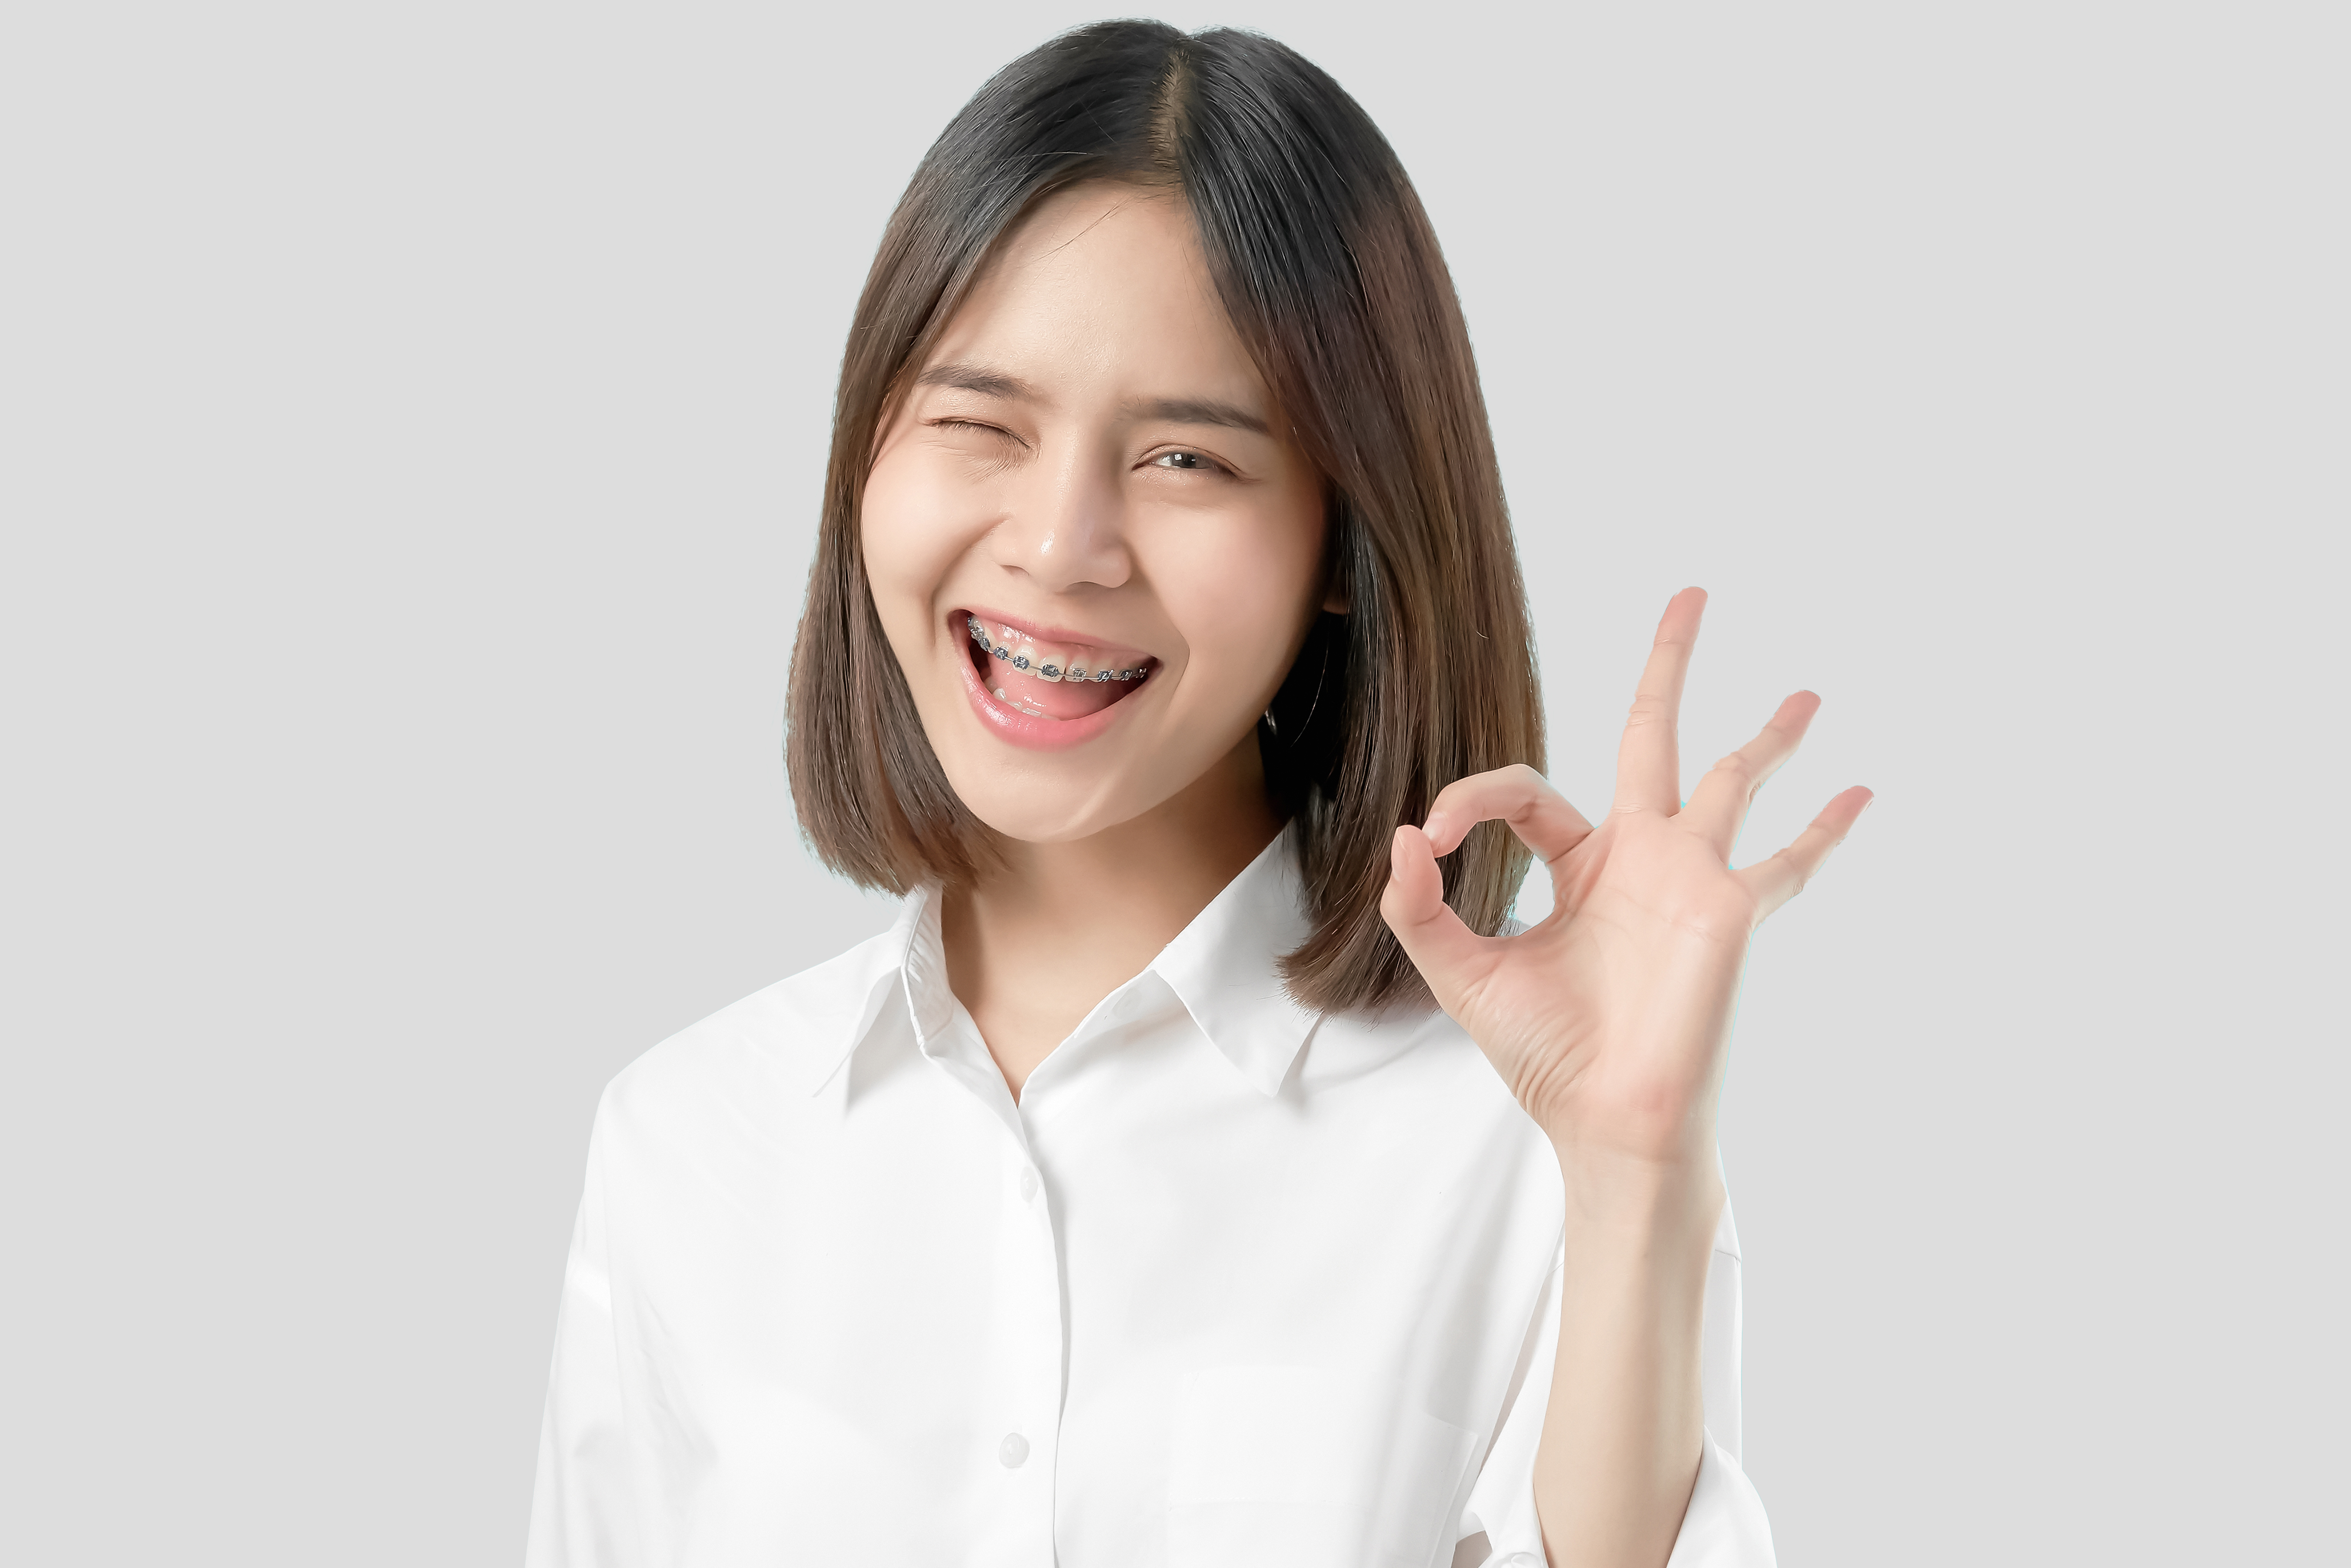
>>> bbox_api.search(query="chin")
[977,802,1115,845]
[942,766,1134,844]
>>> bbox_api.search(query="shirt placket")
[917,1008,1067,1568]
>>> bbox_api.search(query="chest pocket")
[1166,1365,1480,1568]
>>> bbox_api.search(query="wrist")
[1549,1136,1724,1258]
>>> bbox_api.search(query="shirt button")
[1018,1167,1039,1202]
[998,1432,1029,1468]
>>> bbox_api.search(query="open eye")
[1148,449,1224,474]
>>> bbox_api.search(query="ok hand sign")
[1381,588,1871,1170]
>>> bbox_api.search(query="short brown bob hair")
[787,20,1543,1012]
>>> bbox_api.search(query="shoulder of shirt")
[1308,998,1525,1119]
[594,921,904,1134]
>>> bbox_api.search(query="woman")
[528,21,1866,1568]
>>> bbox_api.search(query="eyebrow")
[917,363,1270,437]
[1125,396,1270,436]
[916,362,1039,400]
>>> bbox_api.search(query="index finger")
[1615,587,1706,814]
[1422,763,1595,863]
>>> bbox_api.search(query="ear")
[1320,561,1350,614]
[1316,485,1350,612]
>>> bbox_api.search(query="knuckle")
[1707,753,1769,804]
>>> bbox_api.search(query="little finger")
[1736,786,1874,922]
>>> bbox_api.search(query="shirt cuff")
[1663,1433,1778,1568]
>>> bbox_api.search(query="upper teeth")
[967,616,1147,684]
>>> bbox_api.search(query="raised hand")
[1381,588,1870,1169]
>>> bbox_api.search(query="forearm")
[1531,1145,1723,1568]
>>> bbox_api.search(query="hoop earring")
[1266,636,1332,748]
[1292,637,1331,744]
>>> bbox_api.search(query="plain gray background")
[3,2,2341,1562]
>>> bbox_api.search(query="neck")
[942,736,1282,1099]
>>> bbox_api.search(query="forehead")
[928,183,1262,402]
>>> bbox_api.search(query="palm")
[1382,589,1870,1163]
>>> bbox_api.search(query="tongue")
[1020,672,1125,720]
[977,641,1132,720]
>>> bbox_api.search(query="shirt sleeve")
[1455,1192,1776,1567]
[525,1105,643,1568]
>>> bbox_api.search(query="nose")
[988,445,1133,593]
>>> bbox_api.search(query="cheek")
[859,454,979,632]
[1153,492,1326,701]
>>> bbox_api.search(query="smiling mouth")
[961,613,1156,721]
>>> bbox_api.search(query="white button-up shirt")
[527,837,1775,1566]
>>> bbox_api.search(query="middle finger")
[1614,588,1706,815]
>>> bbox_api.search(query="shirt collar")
[1147,831,1322,1097]
[805,831,1321,1101]
[799,893,928,1101]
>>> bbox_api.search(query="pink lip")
[954,623,1153,752]
[960,605,1157,662]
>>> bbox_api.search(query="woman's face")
[861,182,1331,845]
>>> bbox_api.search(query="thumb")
[1379,824,1494,1017]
